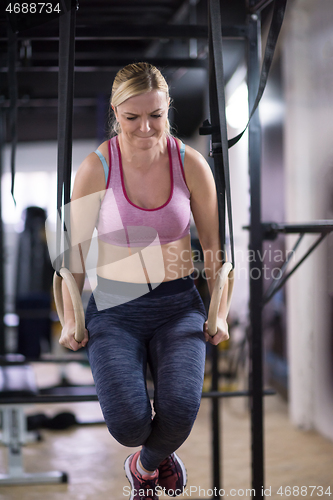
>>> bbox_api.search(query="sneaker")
[158,452,187,497]
[124,451,159,500]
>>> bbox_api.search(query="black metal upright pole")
[56,4,76,272]
[208,43,223,500]
[211,346,221,498]
[208,33,223,500]
[206,0,231,495]
[0,112,5,355]
[247,12,264,498]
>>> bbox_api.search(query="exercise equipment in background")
[15,207,54,358]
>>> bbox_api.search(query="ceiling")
[0,0,271,142]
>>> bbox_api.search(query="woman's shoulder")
[173,137,212,193]
[95,139,110,161]
[173,137,206,165]
[72,141,109,199]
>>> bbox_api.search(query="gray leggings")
[85,274,207,471]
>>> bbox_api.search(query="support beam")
[0,58,208,72]
[0,113,5,356]
[248,0,274,14]
[247,13,265,498]
[0,24,248,41]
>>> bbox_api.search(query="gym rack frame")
[5,1,331,498]
[0,1,269,496]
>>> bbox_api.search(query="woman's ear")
[112,105,117,118]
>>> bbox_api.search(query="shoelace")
[159,457,175,479]
[138,476,158,500]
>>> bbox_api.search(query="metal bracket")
[255,221,333,304]
[0,405,67,485]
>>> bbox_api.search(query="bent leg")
[86,310,152,448]
[140,311,206,471]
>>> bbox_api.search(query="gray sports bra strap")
[94,149,109,185]
[179,140,185,166]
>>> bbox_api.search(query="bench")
[0,355,98,485]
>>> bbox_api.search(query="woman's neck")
[117,134,168,170]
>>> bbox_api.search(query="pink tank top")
[97,135,191,247]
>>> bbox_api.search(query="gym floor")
[0,362,332,500]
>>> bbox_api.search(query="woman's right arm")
[59,149,107,351]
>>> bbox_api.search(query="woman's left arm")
[184,145,229,346]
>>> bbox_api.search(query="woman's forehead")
[119,90,168,111]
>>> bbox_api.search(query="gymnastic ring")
[53,268,86,343]
[207,262,234,337]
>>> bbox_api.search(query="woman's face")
[113,90,169,150]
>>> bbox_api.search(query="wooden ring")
[207,262,234,337]
[53,268,86,343]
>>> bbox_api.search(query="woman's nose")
[140,118,150,132]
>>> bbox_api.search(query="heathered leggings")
[85,273,207,471]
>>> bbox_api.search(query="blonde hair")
[110,62,170,136]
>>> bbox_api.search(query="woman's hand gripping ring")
[53,268,86,343]
[207,262,234,338]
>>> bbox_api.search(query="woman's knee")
[157,394,201,432]
[103,408,152,447]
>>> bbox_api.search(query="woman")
[60,62,229,500]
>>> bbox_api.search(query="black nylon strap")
[56,4,77,272]
[209,0,235,268]
[7,23,17,204]
[228,0,288,148]
[203,0,287,268]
